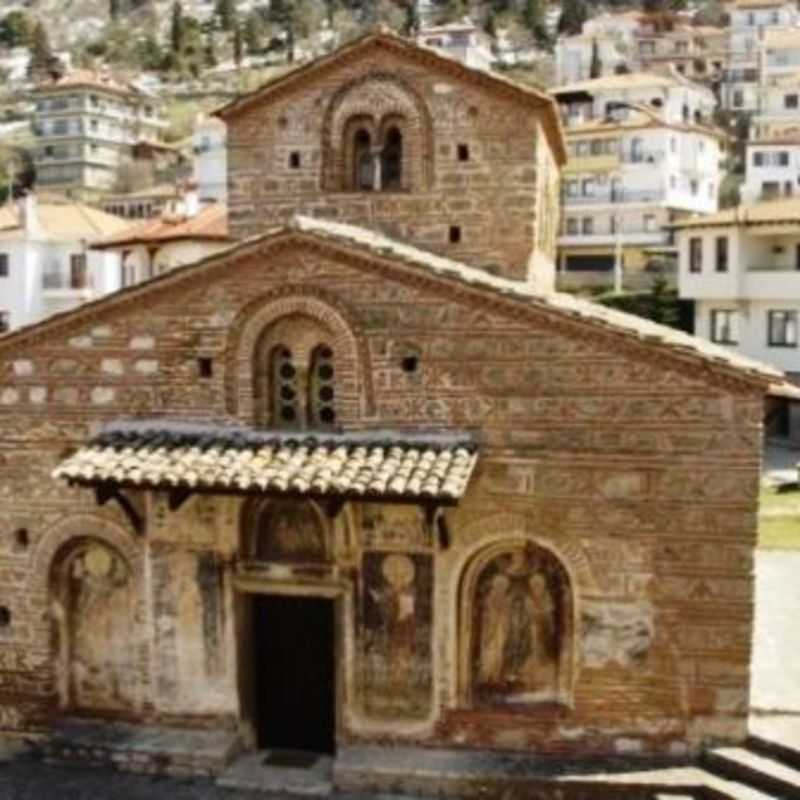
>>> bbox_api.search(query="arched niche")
[458,540,575,709]
[49,537,138,714]
[240,498,330,565]
[225,287,374,424]
[321,72,434,192]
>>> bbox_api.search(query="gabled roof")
[31,69,145,99]
[672,196,800,229]
[0,216,780,388]
[92,203,229,249]
[0,198,129,241]
[214,28,566,164]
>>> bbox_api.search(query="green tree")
[589,37,602,77]
[27,21,55,80]
[403,0,420,35]
[522,0,549,47]
[170,0,185,53]
[233,22,243,65]
[0,11,32,47]
[557,0,588,35]
[243,12,263,53]
[204,30,217,66]
[215,0,236,31]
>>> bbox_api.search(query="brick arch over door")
[321,72,435,192]
[225,287,375,423]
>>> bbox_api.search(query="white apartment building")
[192,115,228,205]
[750,70,800,140]
[29,70,167,195]
[0,194,126,332]
[676,196,800,376]
[724,0,799,111]
[416,20,493,70]
[553,73,723,289]
[741,135,800,202]
[555,36,625,85]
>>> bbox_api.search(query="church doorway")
[251,594,336,754]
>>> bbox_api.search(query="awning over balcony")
[53,421,479,504]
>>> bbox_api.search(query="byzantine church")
[0,30,779,773]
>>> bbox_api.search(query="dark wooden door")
[252,594,335,754]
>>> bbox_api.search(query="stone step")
[217,750,333,796]
[748,735,800,774]
[704,747,800,799]
[42,718,241,778]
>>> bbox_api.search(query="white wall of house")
[741,142,800,202]
[0,236,122,331]
[119,239,229,287]
[555,36,624,84]
[192,117,228,205]
[678,224,800,371]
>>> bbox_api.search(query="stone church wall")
[225,45,561,288]
[0,241,763,755]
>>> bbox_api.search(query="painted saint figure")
[473,547,560,703]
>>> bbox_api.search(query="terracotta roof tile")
[53,422,479,502]
[671,196,800,229]
[31,69,144,98]
[93,203,229,248]
[0,199,129,240]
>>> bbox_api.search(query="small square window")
[768,310,798,347]
[711,309,737,344]
[289,151,301,169]
[449,225,461,244]
[198,357,214,377]
[0,253,8,278]
[0,311,9,332]
[457,144,470,161]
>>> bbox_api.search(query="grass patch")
[759,485,800,550]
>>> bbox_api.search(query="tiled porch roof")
[53,421,479,503]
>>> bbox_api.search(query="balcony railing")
[619,150,665,164]
[42,272,90,291]
[748,264,800,272]
[563,189,666,206]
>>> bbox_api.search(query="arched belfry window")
[353,128,374,191]
[271,346,299,427]
[254,316,338,429]
[381,126,403,191]
[309,345,336,427]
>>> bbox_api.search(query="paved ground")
[751,550,800,714]
[0,759,416,800]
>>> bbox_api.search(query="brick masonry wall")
[0,237,764,756]
[225,41,561,289]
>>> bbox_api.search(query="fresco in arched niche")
[50,540,137,712]
[252,500,327,563]
[360,551,433,720]
[470,543,571,707]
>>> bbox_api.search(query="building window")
[733,90,744,108]
[785,94,799,110]
[644,214,656,232]
[289,151,301,169]
[271,346,298,426]
[0,310,8,332]
[689,237,702,272]
[381,126,403,190]
[754,152,764,167]
[581,217,594,234]
[566,217,579,235]
[457,143,470,161]
[690,180,699,196]
[715,237,728,272]
[581,178,595,196]
[768,310,798,347]
[0,253,8,278]
[711,309,738,344]
[565,180,579,197]
[308,345,336,427]
[779,151,790,166]
[352,128,373,190]
[70,254,88,289]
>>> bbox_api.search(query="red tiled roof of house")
[92,203,230,249]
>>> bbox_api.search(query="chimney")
[182,181,200,218]
[18,192,41,236]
